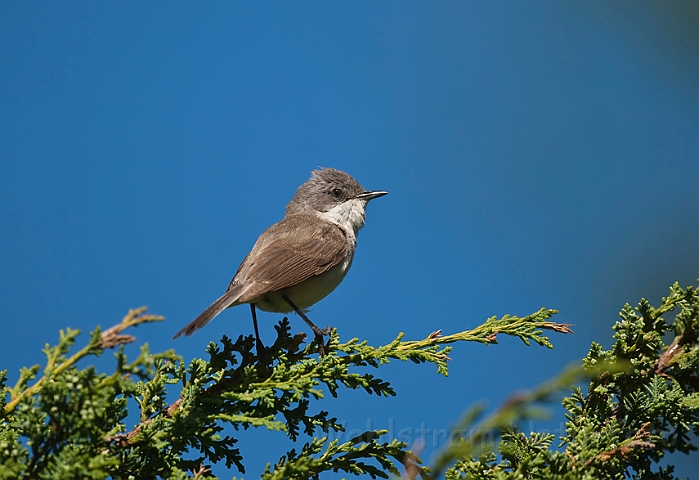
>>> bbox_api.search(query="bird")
[173,168,387,355]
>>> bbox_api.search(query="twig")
[5,307,162,412]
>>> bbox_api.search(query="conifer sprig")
[0,306,567,478]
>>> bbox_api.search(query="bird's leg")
[250,304,267,360]
[281,295,332,356]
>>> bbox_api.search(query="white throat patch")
[316,199,367,236]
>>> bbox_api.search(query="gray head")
[286,168,387,231]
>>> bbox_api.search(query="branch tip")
[541,322,574,334]
[428,330,443,340]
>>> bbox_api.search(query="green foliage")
[1,282,698,479]
[256,431,410,480]
[0,308,176,479]
[0,304,564,478]
[435,282,699,480]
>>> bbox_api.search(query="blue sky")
[1,2,698,478]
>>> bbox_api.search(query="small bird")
[174,168,387,355]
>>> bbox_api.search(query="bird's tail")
[173,289,241,339]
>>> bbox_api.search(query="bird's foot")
[255,339,271,367]
[311,325,332,356]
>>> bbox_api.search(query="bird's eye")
[331,188,343,199]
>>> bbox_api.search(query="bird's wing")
[230,215,348,303]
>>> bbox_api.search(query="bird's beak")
[355,190,388,201]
